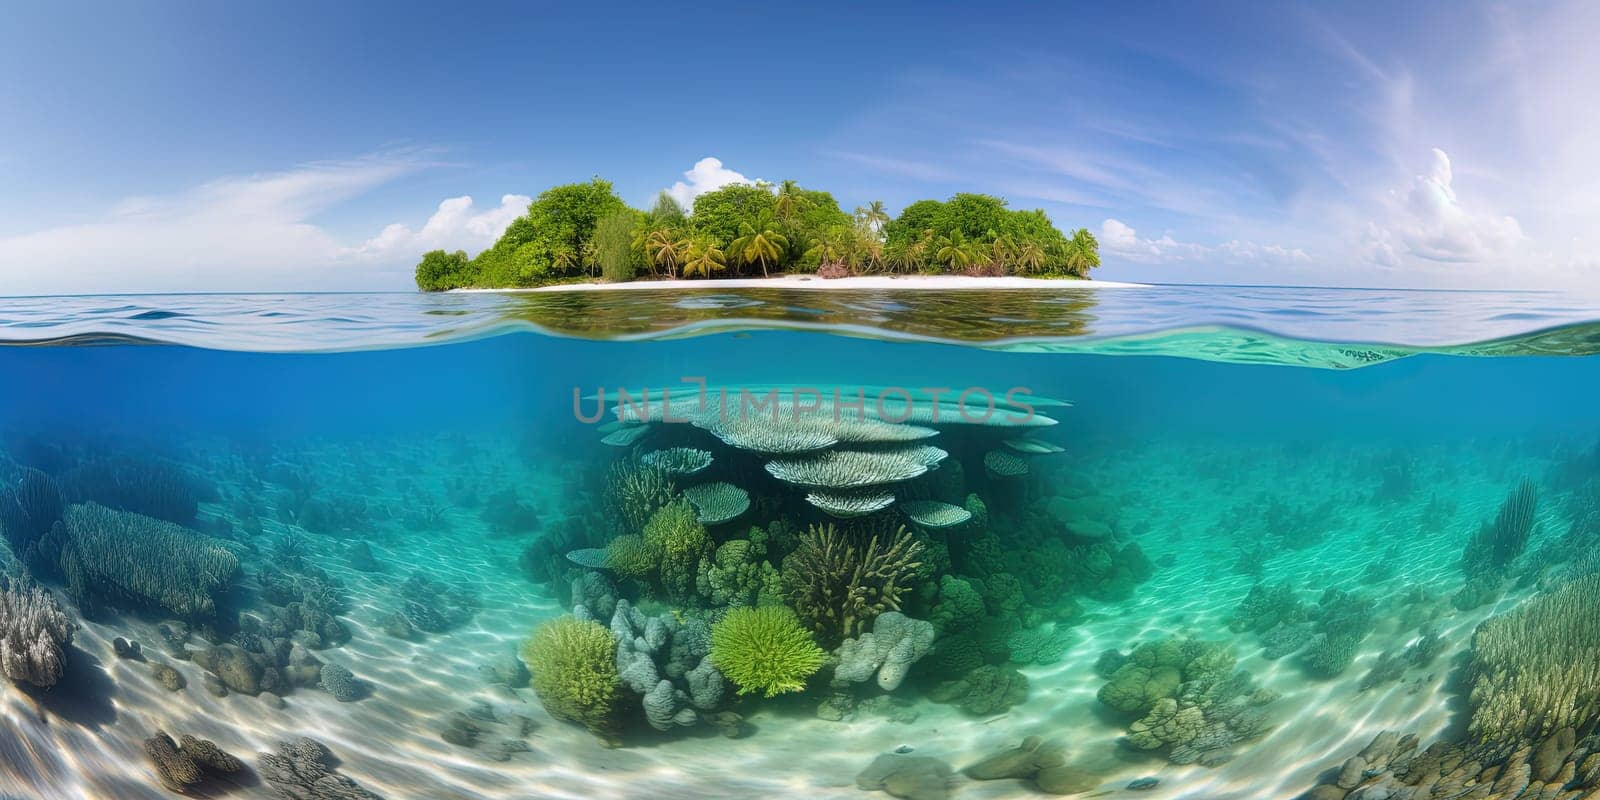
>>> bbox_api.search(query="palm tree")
[986,235,1017,273]
[1064,228,1100,277]
[1014,239,1047,274]
[890,229,934,273]
[641,228,684,278]
[729,222,789,277]
[856,200,890,232]
[935,231,978,272]
[774,180,802,222]
[682,237,727,278]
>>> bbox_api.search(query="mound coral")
[834,611,936,691]
[144,730,241,793]
[928,664,1029,715]
[641,500,711,604]
[781,522,924,646]
[709,606,825,698]
[1096,638,1274,766]
[257,737,382,800]
[0,575,75,688]
[521,616,623,745]
[40,502,238,621]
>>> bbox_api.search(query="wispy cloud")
[0,154,527,294]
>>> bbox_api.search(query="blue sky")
[2,0,1597,293]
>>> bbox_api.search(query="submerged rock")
[964,735,1062,780]
[857,753,952,800]
[150,662,184,691]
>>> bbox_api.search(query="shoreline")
[450,274,1149,293]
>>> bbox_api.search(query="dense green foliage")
[415,177,1099,289]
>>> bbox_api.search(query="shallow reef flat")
[3,422,1600,800]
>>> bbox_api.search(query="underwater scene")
[3,287,1600,800]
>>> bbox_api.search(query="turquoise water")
[2,286,1599,800]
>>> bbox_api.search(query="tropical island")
[413,178,1101,291]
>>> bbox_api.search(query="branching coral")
[781,522,925,646]
[605,461,675,535]
[642,500,711,604]
[1467,572,1600,753]
[40,502,238,621]
[521,616,624,745]
[709,606,825,698]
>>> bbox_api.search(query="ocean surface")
[2,284,1599,800]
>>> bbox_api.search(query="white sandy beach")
[452,275,1148,293]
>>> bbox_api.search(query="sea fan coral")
[709,606,825,698]
[41,502,238,621]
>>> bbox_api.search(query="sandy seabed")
[0,435,1550,800]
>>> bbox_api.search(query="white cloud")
[1382,148,1523,263]
[1099,218,1310,266]
[349,193,529,260]
[664,157,755,208]
[0,156,528,294]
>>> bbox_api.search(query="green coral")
[697,538,778,607]
[520,616,622,745]
[930,575,985,633]
[604,533,658,579]
[709,606,825,698]
[642,500,711,604]
[1097,639,1235,714]
[928,664,1029,715]
[1125,698,1206,750]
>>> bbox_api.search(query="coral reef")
[605,461,675,535]
[696,537,778,608]
[520,616,623,745]
[59,456,205,526]
[1453,480,1539,610]
[641,500,711,604]
[609,599,728,730]
[1097,638,1276,766]
[1297,727,1600,800]
[393,572,478,635]
[928,664,1029,715]
[40,502,239,621]
[834,611,935,691]
[144,730,242,793]
[709,605,825,698]
[1467,572,1600,752]
[0,575,75,688]
[781,522,924,646]
[681,481,749,524]
[0,467,62,558]
[257,737,384,800]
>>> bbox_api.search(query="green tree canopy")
[691,183,777,246]
[413,249,474,291]
[472,178,627,286]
